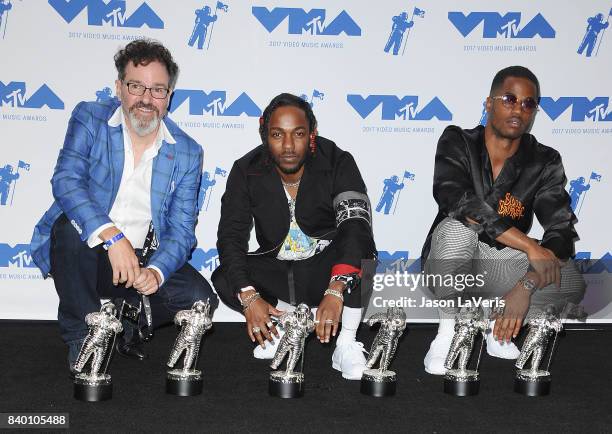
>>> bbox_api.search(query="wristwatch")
[518,276,537,295]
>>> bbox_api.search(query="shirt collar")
[107,106,176,146]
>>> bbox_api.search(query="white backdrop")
[0,0,610,321]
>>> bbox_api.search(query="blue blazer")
[31,99,204,280]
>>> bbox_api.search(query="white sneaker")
[485,320,520,359]
[424,318,455,375]
[253,326,285,360]
[332,340,368,380]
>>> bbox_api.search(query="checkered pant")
[424,218,586,318]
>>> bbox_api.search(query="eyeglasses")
[491,93,538,113]
[124,81,170,99]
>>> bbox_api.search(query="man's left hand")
[315,281,344,343]
[133,268,161,296]
[492,284,531,343]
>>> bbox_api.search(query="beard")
[271,150,308,174]
[126,102,161,137]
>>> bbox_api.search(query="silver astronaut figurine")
[269,303,315,398]
[443,306,488,396]
[514,306,563,396]
[166,300,213,396]
[361,307,407,397]
[73,302,123,402]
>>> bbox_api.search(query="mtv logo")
[189,248,220,273]
[0,244,36,268]
[539,97,612,122]
[347,94,452,121]
[0,81,64,109]
[169,90,261,117]
[48,0,163,28]
[252,6,361,36]
[377,251,414,273]
[448,12,555,38]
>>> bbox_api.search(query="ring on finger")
[324,319,334,324]
[252,326,261,334]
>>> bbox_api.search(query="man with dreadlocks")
[212,93,377,380]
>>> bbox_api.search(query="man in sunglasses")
[421,65,586,375]
[31,39,217,373]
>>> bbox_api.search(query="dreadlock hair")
[259,93,318,156]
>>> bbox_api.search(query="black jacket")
[216,136,376,294]
[422,125,578,262]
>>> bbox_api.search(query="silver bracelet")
[241,291,261,311]
[324,288,344,302]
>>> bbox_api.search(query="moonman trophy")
[166,300,213,396]
[443,306,488,396]
[514,306,563,396]
[269,303,315,398]
[361,307,407,397]
[72,302,123,402]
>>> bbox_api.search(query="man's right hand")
[241,290,283,348]
[101,227,140,288]
[526,244,560,289]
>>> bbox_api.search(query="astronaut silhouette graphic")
[384,12,414,55]
[95,87,113,102]
[569,176,591,211]
[479,100,488,126]
[376,175,404,215]
[0,164,19,205]
[188,6,217,50]
[200,171,216,205]
[578,13,610,57]
[0,0,13,39]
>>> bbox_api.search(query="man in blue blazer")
[30,39,217,370]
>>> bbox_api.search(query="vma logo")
[189,248,220,274]
[347,94,452,121]
[252,6,361,36]
[48,0,164,28]
[0,81,64,109]
[448,12,555,38]
[169,90,261,117]
[0,244,36,268]
[540,97,612,122]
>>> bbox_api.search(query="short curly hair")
[114,39,179,89]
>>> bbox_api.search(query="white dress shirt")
[87,107,176,284]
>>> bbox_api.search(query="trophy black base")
[166,370,203,396]
[514,370,551,396]
[74,374,112,402]
[269,371,304,398]
[360,369,397,397]
[444,369,480,396]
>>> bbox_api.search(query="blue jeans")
[50,214,218,347]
